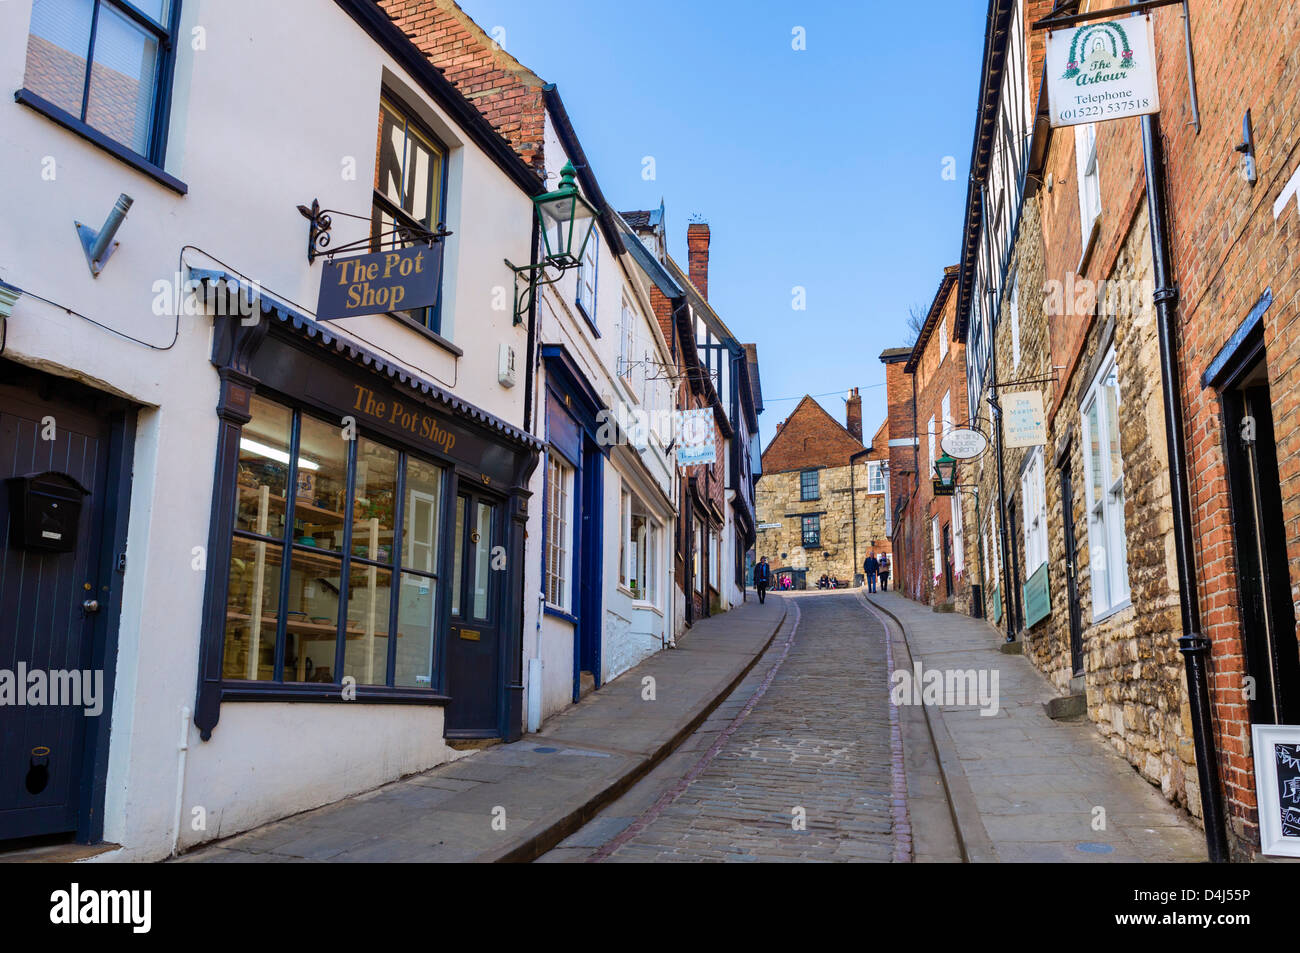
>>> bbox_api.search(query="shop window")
[373,96,448,333]
[22,0,182,163]
[545,455,573,611]
[1081,349,1130,617]
[802,515,820,548]
[931,516,942,582]
[224,396,444,690]
[800,469,819,501]
[576,228,599,324]
[867,461,886,494]
[1020,447,1048,574]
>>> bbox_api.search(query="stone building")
[755,392,889,586]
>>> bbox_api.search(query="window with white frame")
[546,454,573,610]
[939,317,949,362]
[867,460,886,494]
[987,504,1002,585]
[942,391,953,438]
[621,488,657,603]
[1075,122,1102,248]
[619,487,630,588]
[1010,270,1021,369]
[951,492,965,574]
[1081,349,1130,617]
[1021,447,1048,574]
[693,517,704,594]
[619,297,636,379]
[927,416,937,478]
[576,227,599,321]
[931,516,942,581]
[709,532,719,590]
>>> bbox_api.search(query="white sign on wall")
[1046,14,1160,128]
[1003,390,1047,449]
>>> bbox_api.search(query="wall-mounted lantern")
[933,453,957,496]
[505,162,600,324]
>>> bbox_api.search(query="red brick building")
[883,266,974,610]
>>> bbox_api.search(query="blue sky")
[457,0,988,449]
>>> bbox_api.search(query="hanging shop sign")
[317,245,442,321]
[1003,390,1047,449]
[1251,724,1300,857]
[1046,14,1160,128]
[675,409,716,466]
[941,427,989,460]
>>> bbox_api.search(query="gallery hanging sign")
[675,409,716,466]
[941,427,989,460]
[317,245,443,321]
[1046,14,1160,128]
[1003,390,1047,449]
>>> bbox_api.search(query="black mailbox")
[6,471,90,553]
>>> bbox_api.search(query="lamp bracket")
[504,257,574,325]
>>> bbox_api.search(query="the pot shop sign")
[317,246,440,320]
[1046,14,1160,127]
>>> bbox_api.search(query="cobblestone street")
[543,592,914,862]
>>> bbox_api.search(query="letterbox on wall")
[5,471,90,553]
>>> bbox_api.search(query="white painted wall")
[1,0,534,860]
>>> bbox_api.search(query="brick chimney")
[687,223,710,301]
[846,387,863,442]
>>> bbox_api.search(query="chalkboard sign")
[1252,725,1300,857]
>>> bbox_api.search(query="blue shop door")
[0,382,113,841]
[445,491,503,736]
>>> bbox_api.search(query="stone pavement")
[863,591,1208,863]
[174,596,787,863]
[540,592,923,863]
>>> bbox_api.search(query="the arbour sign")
[1046,14,1160,128]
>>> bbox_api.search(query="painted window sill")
[15,88,189,195]
[389,310,464,357]
[221,682,449,705]
[1090,597,1132,626]
[544,604,578,625]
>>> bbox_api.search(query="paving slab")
[176,596,787,863]
[865,590,1207,863]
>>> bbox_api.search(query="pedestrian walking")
[878,554,891,592]
[755,556,772,604]
[863,552,879,593]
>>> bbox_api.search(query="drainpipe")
[170,706,190,857]
[849,447,872,579]
[1140,113,1228,862]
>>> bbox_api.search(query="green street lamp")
[933,452,957,496]
[505,161,600,323]
[536,162,598,267]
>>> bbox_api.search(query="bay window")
[1081,349,1130,617]
[224,395,443,690]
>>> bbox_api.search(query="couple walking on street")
[863,552,890,593]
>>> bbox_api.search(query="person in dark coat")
[863,553,880,593]
[755,556,772,604]
[878,554,891,591]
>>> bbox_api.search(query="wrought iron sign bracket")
[298,199,451,264]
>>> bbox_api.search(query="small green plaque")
[1023,563,1051,628]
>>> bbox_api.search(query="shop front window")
[223,395,445,691]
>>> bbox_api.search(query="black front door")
[0,377,116,841]
[942,525,954,598]
[1223,369,1300,725]
[1061,466,1085,676]
[444,489,503,735]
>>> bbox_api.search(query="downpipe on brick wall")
[1141,113,1229,863]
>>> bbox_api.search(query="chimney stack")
[846,387,863,442]
[687,222,710,301]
